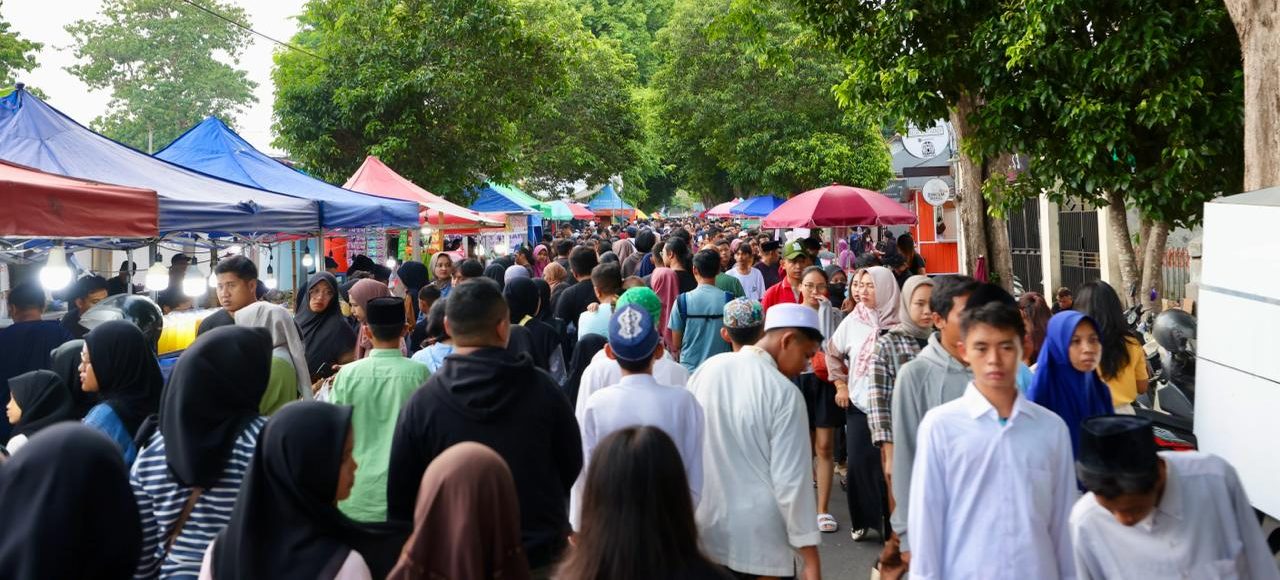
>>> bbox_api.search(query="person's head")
[70,275,109,313]
[418,285,441,315]
[757,303,824,376]
[1073,281,1133,380]
[542,261,568,286]
[604,305,663,375]
[1076,415,1164,526]
[799,266,828,308]
[897,233,916,257]
[635,230,656,254]
[650,240,667,267]
[1017,291,1053,363]
[157,290,193,315]
[958,301,1026,390]
[570,246,600,279]
[662,237,692,272]
[347,279,390,323]
[1065,316,1102,372]
[801,236,821,258]
[515,246,534,267]
[734,240,755,269]
[214,255,259,314]
[363,296,410,348]
[324,255,340,274]
[169,254,191,278]
[720,298,764,349]
[307,274,339,314]
[117,260,136,278]
[901,275,935,330]
[432,253,455,282]
[692,249,720,283]
[423,298,450,345]
[715,240,732,271]
[557,426,706,580]
[458,259,484,281]
[371,264,392,284]
[555,239,575,258]
[781,240,812,284]
[930,275,980,351]
[444,279,510,349]
[591,263,623,302]
[621,276,646,291]
[1056,286,1074,310]
[6,282,46,321]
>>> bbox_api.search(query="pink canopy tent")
[761,184,916,228]
[568,202,595,219]
[705,198,744,218]
[343,156,501,230]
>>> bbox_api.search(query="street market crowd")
[0,217,1276,580]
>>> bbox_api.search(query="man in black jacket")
[553,246,600,333]
[387,278,583,574]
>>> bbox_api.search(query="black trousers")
[845,406,889,535]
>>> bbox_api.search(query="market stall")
[586,184,635,220]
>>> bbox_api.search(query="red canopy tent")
[704,198,743,218]
[343,156,501,230]
[0,159,158,238]
[762,184,916,228]
[568,202,594,220]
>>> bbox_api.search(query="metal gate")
[1058,198,1101,293]
[1007,200,1044,295]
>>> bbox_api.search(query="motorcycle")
[1134,307,1198,450]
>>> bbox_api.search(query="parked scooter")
[1134,307,1198,450]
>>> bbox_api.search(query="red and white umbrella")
[705,198,744,218]
[761,184,916,228]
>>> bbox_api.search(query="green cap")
[616,287,662,323]
[783,240,808,261]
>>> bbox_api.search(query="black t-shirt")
[675,270,697,293]
[754,261,781,289]
[553,279,598,330]
[894,254,926,287]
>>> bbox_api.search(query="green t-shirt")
[260,351,300,416]
[715,273,745,299]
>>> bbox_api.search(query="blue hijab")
[1028,310,1115,457]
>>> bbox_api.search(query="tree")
[570,0,671,83]
[1224,1,1280,191]
[0,2,41,87]
[971,0,1243,308]
[651,0,892,205]
[65,0,256,152]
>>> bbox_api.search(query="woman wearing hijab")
[826,265,900,541]
[349,279,403,360]
[532,279,554,324]
[649,268,680,355]
[203,402,407,580]
[543,262,570,310]
[397,261,431,322]
[430,253,455,298]
[0,423,143,579]
[296,273,358,383]
[503,278,566,383]
[80,320,164,465]
[388,442,530,580]
[1028,310,1114,457]
[50,339,97,418]
[235,302,312,414]
[483,263,508,290]
[6,370,75,454]
[836,239,855,273]
[132,326,271,579]
[504,264,531,286]
[531,245,550,278]
[612,238,636,265]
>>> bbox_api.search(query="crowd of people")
[0,217,1276,580]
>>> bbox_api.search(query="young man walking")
[669,250,734,372]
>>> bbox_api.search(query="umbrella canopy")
[543,200,575,221]
[731,195,787,217]
[761,184,917,228]
[705,198,743,218]
[156,118,419,229]
[0,86,319,235]
[0,159,158,238]
[469,182,541,214]
[343,156,501,229]
[568,202,594,219]
[635,208,650,220]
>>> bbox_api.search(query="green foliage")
[65,0,257,152]
[650,0,892,202]
[0,2,41,86]
[570,0,671,83]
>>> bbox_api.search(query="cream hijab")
[234,301,313,400]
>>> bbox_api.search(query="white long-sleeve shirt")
[908,384,1077,580]
[1071,452,1280,580]
[575,347,688,421]
[572,373,705,530]
[689,346,820,577]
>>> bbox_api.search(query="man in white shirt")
[689,303,823,580]
[727,241,766,301]
[908,299,1076,580]
[1070,415,1280,580]
[572,304,705,530]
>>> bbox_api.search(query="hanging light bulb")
[38,242,73,291]
[263,264,278,290]
[301,246,314,269]
[493,243,509,256]
[182,267,207,297]
[208,269,219,289]
[475,244,485,256]
[384,257,397,269]
[144,253,169,291]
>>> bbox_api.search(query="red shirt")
[761,279,802,313]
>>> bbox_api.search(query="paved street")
[816,475,883,579]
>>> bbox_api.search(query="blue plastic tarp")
[468,183,537,214]
[731,195,787,217]
[156,117,419,229]
[587,184,632,211]
[0,88,319,235]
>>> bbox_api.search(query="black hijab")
[212,402,408,579]
[8,371,74,439]
[84,320,163,437]
[503,277,540,324]
[295,273,357,379]
[49,339,97,418]
[503,278,560,373]
[397,261,431,321]
[483,263,507,290]
[532,278,553,323]
[161,326,270,488]
[0,423,142,579]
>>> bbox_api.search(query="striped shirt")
[130,417,267,580]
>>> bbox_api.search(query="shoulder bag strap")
[163,487,205,557]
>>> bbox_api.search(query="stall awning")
[343,156,501,229]
[469,182,541,214]
[0,159,158,238]
[586,184,634,215]
[157,118,419,229]
[0,87,319,235]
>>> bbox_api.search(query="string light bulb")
[38,243,72,291]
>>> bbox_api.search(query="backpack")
[676,290,734,326]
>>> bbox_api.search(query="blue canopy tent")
[468,183,542,246]
[156,117,419,230]
[586,184,634,217]
[0,86,319,236]
[731,195,787,217]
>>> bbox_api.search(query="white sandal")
[817,513,839,533]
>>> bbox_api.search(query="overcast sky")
[4,0,308,154]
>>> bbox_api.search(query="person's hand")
[586,302,600,313]
[841,296,856,313]
[834,381,850,409]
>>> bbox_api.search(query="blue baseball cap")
[608,304,660,362]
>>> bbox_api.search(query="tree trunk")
[1135,215,1153,276]
[1226,0,1280,190]
[1139,221,1171,313]
[983,153,1017,292]
[950,94,991,278]
[1104,189,1140,306]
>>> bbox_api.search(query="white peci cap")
[763,303,823,338]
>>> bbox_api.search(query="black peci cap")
[1077,415,1159,475]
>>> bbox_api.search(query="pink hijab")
[348,279,406,359]
[850,266,901,379]
[650,268,680,352]
[532,244,549,278]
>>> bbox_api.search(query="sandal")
[818,513,839,533]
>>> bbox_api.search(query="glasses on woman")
[801,282,828,292]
